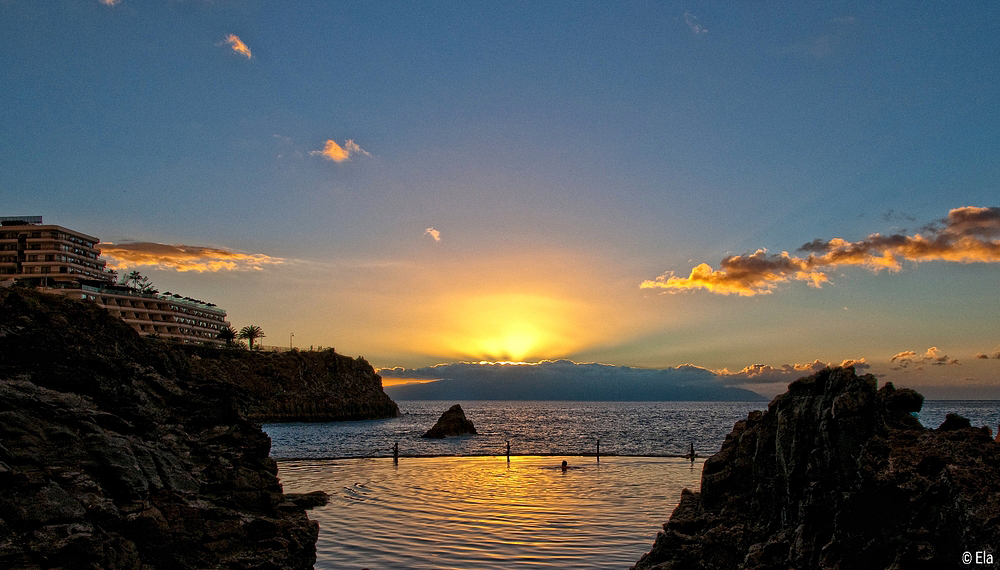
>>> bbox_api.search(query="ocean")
[264,400,999,569]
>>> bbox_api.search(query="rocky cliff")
[0,287,388,568]
[183,346,398,423]
[633,366,1000,570]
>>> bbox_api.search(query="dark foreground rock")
[421,404,478,438]
[0,288,323,568]
[632,366,1000,570]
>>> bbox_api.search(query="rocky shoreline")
[183,345,399,423]
[0,288,397,568]
[632,366,1000,570]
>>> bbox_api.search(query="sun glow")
[434,292,581,362]
[291,248,658,368]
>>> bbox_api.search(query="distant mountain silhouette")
[381,360,767,401]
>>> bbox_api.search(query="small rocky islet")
[421,403,478,438]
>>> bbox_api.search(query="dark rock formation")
[183,346,399,423]
[938,413,973,432]
[421,404,478,438]
[0,288,325,568]
[633,366,1000,570]
[286,491,330,510]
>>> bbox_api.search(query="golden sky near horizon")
[6,2,1000,398]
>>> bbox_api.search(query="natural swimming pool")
[277,456,704,569]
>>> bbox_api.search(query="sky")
[3,1,1000,398]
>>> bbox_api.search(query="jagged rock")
[0,288,322,568]
[286,491,330,510]
[938,412,972,431]
[632,366,1000,570]
[421,404,478,438]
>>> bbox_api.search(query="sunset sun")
[474,325,542,362]
[438,292,579,362]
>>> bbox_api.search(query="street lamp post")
[290,332,294,350]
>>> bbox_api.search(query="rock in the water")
[285,491,331,510]
[632,366,1000,570]
[421,404,477,438]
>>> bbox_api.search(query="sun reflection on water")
[278,455,704,569]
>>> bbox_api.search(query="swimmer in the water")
[561,460,568,471]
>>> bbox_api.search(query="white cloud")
[684,12,708,35]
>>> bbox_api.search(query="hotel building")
[0,216,230,345]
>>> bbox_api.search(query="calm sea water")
[265,400,999,569]
[278,456,704,570]
[264,400,1000,460]
[265,401,765,460]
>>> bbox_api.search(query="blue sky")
[3,1,1000,397]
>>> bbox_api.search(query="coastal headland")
[0,287,397,568]
[184,343,399,423]
[632,366,1000,569]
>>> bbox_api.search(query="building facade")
[1,216,229,345]
[78,285,230,344]
[0,216,111,285]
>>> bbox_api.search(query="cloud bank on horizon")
[642,206,1000,296]
[102,242,283,272]
[975,345,1000,360]
[380,359,767,401]
[379,358,875,399]
[714,358,870,386]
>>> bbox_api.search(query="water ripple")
[278,456,704,569]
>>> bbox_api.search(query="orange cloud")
[424,227,442,242]
[642,206,1000,296]
[223,34,252,59]
[890,350,917,363]
[102,242,282,272]
[714,359,877,385]
[641,250,829,296]
[889,346,960,370]
[839,358,871,370]
[310,139,370,162]
[713,358,870,388]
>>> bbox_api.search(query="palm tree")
[238,325,265,350]
[121,270,142,289]
[217,326,237,346]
